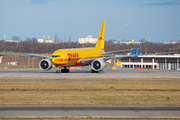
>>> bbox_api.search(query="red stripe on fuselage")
[54,63,88,67]
[53,56,102,67]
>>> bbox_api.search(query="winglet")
[95,21,105,49]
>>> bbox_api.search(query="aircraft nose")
[51,57,55,63]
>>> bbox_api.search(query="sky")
[0,0,180,43]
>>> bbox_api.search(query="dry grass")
[0,81,180,106]
[0,81,179,91]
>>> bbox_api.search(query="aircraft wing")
[79,58,97,64]
[103,55,137,61]
[79,53,149,64]
[103,52,177,61]
[103,49,132,55]
[3,51,51,59]
[79,54,138,64]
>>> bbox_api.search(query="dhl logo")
[68,53,79,61]
[98,37,103,40]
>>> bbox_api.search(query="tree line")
[0,40,179,54]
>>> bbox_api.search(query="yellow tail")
[95,21,105,49]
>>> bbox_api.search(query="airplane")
[3,21,173,73]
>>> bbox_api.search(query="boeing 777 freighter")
[4,21,167,73]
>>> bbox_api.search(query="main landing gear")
[56,67,70,73]
[91,69,99,73]
[61,67,69,73]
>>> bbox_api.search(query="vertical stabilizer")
[95,21,105,49]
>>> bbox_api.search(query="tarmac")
[0,68,180,78]
[1,106,180,118]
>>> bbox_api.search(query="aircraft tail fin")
[95,21,105,49]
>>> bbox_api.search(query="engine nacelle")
[91,58,106,71]
[39,59,53,71]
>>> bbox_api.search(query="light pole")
[125,24,128,40]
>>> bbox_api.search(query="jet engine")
[91,58,106,71]
[39,59,53,71]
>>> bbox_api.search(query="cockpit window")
[52,55,60,58]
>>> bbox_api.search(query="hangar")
[120,54,180,70]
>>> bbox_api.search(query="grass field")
[0,81,180,106]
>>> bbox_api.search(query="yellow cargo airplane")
[4,21,168,73]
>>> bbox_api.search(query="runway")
[1,106,180,118]
[1,68,180,78]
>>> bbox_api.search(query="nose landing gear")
[56,67,69,73]
[56,66,61,73]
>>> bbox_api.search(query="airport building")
[164,40,176,44]
[5,40,19,43]
[38,36,53,43]
[78,35,97,44]
[120,39,142,44]
[119,55,180,70]
[108,39,142,44]
[107,49,180,70]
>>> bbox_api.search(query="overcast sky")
[0,0,180,42]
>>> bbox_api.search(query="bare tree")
[139,38,145,43]
[12,36,20,41]
[25,37,32,42]
[31,38,37,43]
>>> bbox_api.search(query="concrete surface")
[0,106,180,118]
[0,68,180,78]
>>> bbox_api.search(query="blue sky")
[0,0,180,42]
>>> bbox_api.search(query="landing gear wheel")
[61,69,69,73]
[61,67,70,73]
[91,69,94,73]
[56,70,61,73]
[56,66,61,73]
[91,69,99,73]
